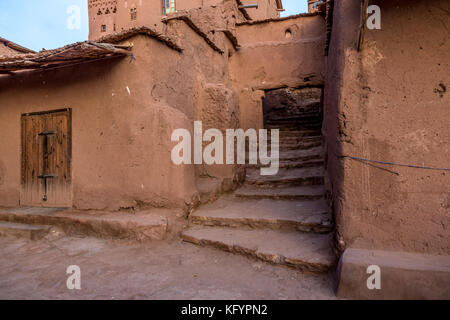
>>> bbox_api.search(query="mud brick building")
[0,0,448,299]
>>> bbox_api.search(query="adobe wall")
[162,1,247,50]
[0,21,239,211]
[89,0,167,39]
[89,0,279,40]
[164,19,241,187]
[240,0,280,20]
[323,0,450,255]
[231,14,326,130]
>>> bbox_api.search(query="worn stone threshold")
[0,207,173,241]
[191,196,332,233]
[182,226,336,274]
[0,221,51,240]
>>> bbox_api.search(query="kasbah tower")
[88,0,283,40]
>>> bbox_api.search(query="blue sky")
[281,0,308,18]
[0,1,307,51]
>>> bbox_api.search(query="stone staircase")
[182,89,336,274]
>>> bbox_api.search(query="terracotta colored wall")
[89,0,163,39]
[231,15,326,130]
[0,21,238,211]
[241,0,280,20]
[165,19,241,185]
[323,0,450,255]
[89,0,280,40]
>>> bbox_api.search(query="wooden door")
[21,109,72,207]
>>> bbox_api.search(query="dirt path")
[0,236,337,300]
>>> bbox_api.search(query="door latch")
[38,131,57,201]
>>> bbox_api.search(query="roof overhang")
[95,26,183,52]
[0,41,131,74]
[0,37,35,54]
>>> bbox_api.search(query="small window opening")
[130,8,137,20]
[285,29,292,39]
[101,25,107,32]
[162,0,176,15]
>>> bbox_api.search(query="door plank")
[21,109,72,207]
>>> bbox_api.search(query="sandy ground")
[0,235,337,300]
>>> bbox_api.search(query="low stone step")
[247,147,323,164]
[246,167,324,187]
[279,158,324,169]
[273,140,322,151]
[191,196,332,233]
[268,135,322,143]
[266,123,322,131]
[235,185,325,201]
[182,226,335,273]
[267,122,319,128]
[0,221,51,240]
[196,177,223,204]
[248,158,324,169]
[0,207,171,241]
[279,147,324,161]
[278,130,322,138]
[266,116,321,126]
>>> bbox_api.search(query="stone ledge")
[336,248,450,299]
[0,207,172,242]
[0,221,51,240]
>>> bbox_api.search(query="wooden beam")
[357,0,369,51]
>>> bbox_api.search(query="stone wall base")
[336,248,450,299]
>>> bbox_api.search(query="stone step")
[0,207,171,242]
[248,158,324,169]
[266,123,322,131]
[246,140,322,155]
[273,139,322,151]
[246,147,323,164]
[279,147,324,161]
[279,158,324,169]
[246,167,324,187]
[182,226,335,273]
[196,177,223,204]
[0,221,51,240]
[265,114,321,124]
[266,119,321,126]
[278,130,322,138]
[190,196,332,233]
[235,185,325,201]
[268,135,322,143]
